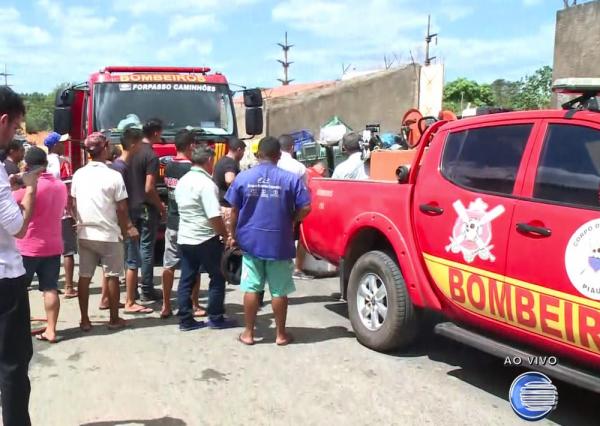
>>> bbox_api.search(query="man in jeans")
[126,118,166,302]
[226,137,311,346]
[15,147,67,343]
[160,130,203,319]
[175,146,234,331]
[0,86,39,426]
[71,133,139,331]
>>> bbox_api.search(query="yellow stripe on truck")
[423,253,600,355]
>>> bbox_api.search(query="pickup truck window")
[534,124,600,208]
[441,124,532,195]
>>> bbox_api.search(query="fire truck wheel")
[348,250,418,352]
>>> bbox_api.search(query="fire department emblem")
[565,218,600,300]
[445,198,505,263]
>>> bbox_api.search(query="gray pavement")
[27,265,597,426]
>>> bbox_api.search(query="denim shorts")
[163,228,181,269]
[22,255,61,292]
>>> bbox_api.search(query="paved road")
[28,266,598,426]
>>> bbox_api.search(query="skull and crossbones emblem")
[445,198,505,263]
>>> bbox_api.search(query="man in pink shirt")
[14,147,67,343]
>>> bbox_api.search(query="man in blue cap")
[43,131,68,179]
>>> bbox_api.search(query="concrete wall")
[266,65,421,137]
[552,1,600,106]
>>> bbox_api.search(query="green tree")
[443,78,494,113]
[21,83,71,133]
[512,66,553,110]
[490,79,520,108]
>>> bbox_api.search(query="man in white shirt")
[175,146,232,331]
[43,132,68,179]
[277,134,312,280]
[332,132,369,180]
[71,132,139,332]
[0,86,39,426]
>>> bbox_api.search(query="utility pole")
[424,15,438,66]
[277,32,294,86]
[0,64,12,86]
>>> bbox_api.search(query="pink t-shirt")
[14,173,67,257]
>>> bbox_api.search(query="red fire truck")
[53,65,263,181]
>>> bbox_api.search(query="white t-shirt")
[47,153,61,179]
[175,166,221,246]
[332,152,369,180]
[71,161,128,242]
[278,151,306,180]
[0,162,25,279]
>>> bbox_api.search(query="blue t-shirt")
[225,162,310,260]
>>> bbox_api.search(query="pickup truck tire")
[347,250,417,352]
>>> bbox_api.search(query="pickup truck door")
[506,119,600,362]
[413,121,538,319]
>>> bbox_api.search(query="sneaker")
[179,320,207,332]
[140,288,163,302]
[293,271,314,280]
[208,317,238,330]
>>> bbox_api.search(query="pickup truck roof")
[441,109,600,132]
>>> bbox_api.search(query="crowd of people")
[0,82,373,424]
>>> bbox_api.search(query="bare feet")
[276,333,294,346]
[80,321,92,332]
[36,332,60,343]
[238,331,255,346]
[107,318,128,330]
[160,309,173,319]
[193,307,207,317]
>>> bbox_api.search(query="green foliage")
[20,83,71,133]
[512,65,553,110]
[444,66,553,113]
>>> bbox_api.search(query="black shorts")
[23,255,60,292]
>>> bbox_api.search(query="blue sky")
[0,0,581,93]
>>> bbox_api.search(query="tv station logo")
[509,372,558,421]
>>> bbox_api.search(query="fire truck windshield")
[93,82,235,135]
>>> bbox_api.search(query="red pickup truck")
[301,86,600,391]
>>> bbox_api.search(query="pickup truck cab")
[302,84,600,390]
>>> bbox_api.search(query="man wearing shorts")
[226,137,311,345]
[71,133,139,331]
[160,129,203,319]
[14,148,67,343]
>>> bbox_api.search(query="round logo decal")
[565,218,600,300]
[509,372,558,421]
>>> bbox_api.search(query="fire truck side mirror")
[54,108,72,135]
[55,88,74,107]
[245,107,263,136]
[243,88,263,108]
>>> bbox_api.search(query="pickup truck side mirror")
[243,88,264,136]
[396,165,410,183]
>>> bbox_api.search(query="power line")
[277,32,294,86]
[0,64,12,86]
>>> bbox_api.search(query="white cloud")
[157,38,214,61]
[438,23,555,81]
[439,0,475,21]
[523,0,543,6]
[113,0,260,16]
[168,14,221,38]
[0,7,51,47]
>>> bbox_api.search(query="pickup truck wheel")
[348,250,417,351]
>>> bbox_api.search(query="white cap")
[59,133,70,142]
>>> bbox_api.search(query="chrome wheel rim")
[356,273,388,331]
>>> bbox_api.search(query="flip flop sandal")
[36,334,61,344]
[193,309,207,318]
[276,335,294,346]
[238,333,255,346]
[64,292,78,299]
[124,306,153,315]
[99,302,126,310]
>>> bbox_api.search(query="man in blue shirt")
[226,136,311,346]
